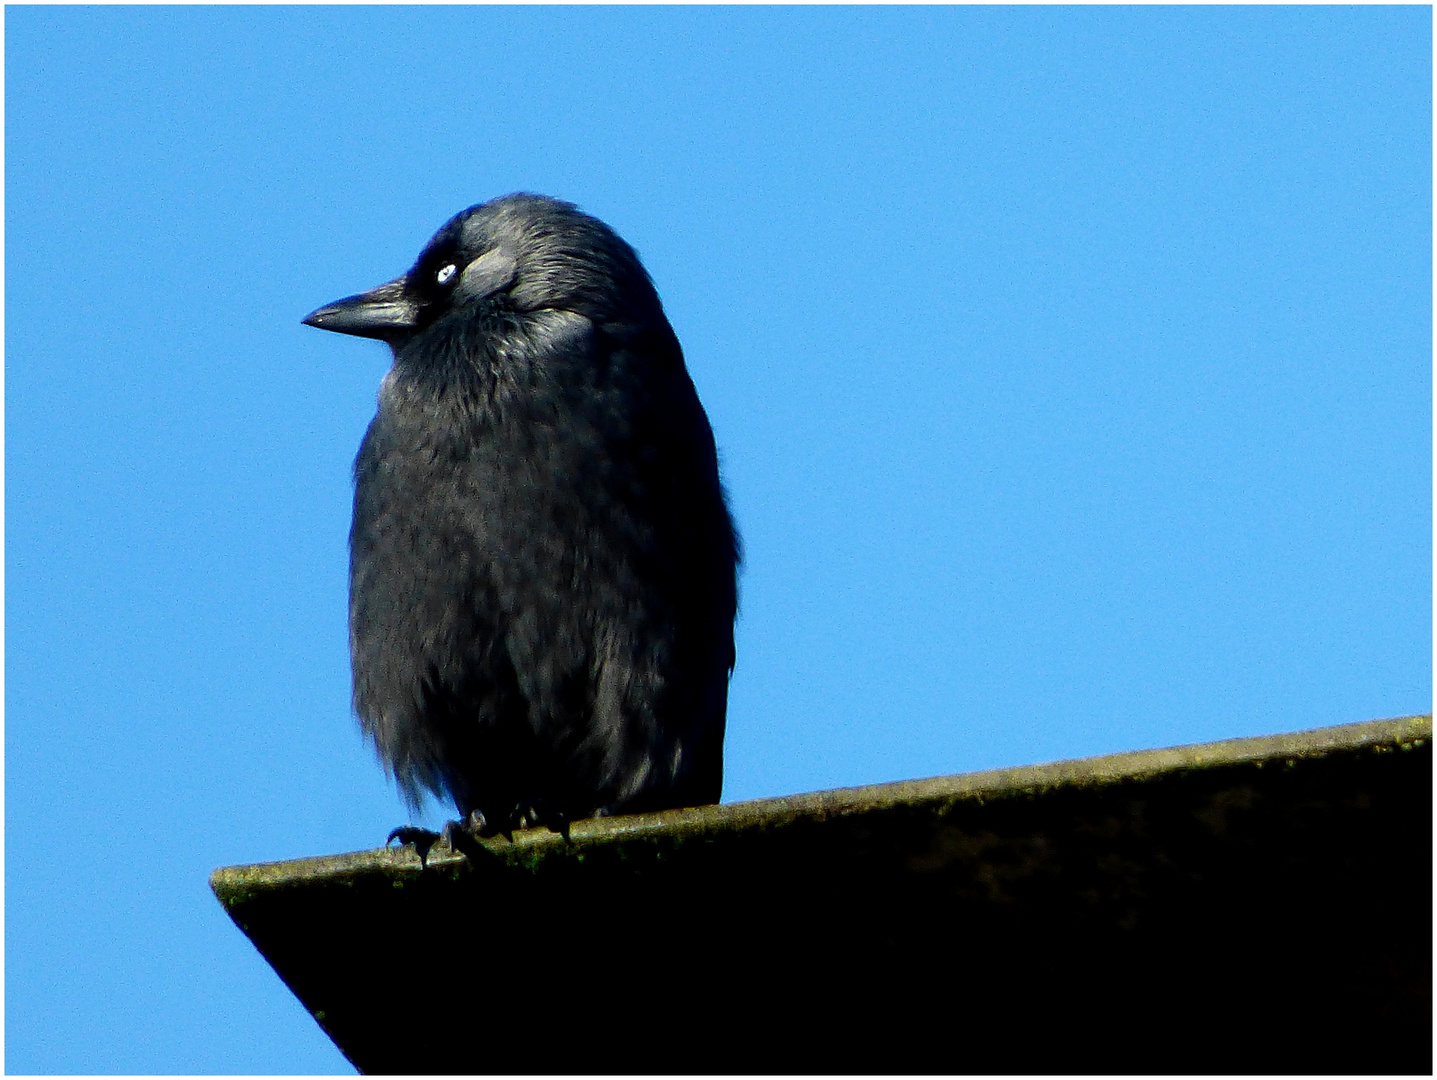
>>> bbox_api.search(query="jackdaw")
[303,194,739,840]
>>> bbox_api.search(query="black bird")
[303,194,739,842]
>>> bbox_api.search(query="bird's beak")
[302,276,419,340]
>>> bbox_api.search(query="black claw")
[389,802,564,868]
[441,819,488,862]
[387,825,443,868]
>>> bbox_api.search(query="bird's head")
[302,194,664,346]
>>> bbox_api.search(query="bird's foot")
[389,803,566,863]
[387,814,490,867]
[442,813,490,861]
[504,798,570,841]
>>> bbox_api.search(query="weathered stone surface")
[214,714,1431,1074]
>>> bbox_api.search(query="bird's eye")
[436,263,457,285]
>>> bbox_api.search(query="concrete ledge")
[214,714,1432,1073]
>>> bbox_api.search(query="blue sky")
[6,6,1430,1073]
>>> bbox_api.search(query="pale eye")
[436,263,457,285]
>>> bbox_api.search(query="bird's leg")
[505,798,571,841]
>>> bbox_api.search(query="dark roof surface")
[214,714,1431,1074]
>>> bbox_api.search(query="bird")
[302,194,740,846]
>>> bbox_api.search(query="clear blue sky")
[6,6,1430,1073]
